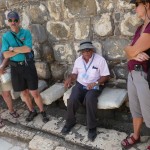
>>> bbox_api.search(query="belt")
[128,64,148,72]
[10,60,34,67]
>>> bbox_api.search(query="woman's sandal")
[0,120,5,128]
[10,111,20,118]
[121,135,140,149]
[147,145,150,150]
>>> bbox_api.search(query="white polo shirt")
[72,53,110,86]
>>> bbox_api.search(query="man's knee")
[85,91,98,105]
[30,90,40,99]
[2,91,11,99]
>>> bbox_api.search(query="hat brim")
[77,45,95,52]
[130,0,136,3]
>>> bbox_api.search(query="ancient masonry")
[0,0,140,86]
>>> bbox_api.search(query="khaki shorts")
[0,80,12,94]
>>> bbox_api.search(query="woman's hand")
[133,52,149,62]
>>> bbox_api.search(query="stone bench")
[63,86,127,109]
[40,83,65,105]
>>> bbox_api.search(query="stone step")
[1,108,150,150]
[0,124,36,142]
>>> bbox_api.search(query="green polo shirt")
[1,28,32,62]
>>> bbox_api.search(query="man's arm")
[3,51,19,58]
[87,75,109,90]
[64,73,77,88]
[3,46,31,58]
[97,76,109,85]
[125,33,150,58]
[0,58,9,74]
[0,58,9,68]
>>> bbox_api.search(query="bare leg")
[121,117,143,146]
[1,91,14,113]
[29,90,43,112]
[132,117,143,139]
[21,89,33,111]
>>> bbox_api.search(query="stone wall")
[0,0,141,88]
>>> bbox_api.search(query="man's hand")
[133,52,149,62]
[0,65,5,75]
[64,74,77,88]
[64,78,72,88]
[87,82,97,90]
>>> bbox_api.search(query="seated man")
[61,40,110,141]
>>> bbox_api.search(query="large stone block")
[47,21,70,40]
[120,12,141,36]
[30,24,47,43]
[50,62,67,81]
[103,38,129,62]
[97,0,114,12]
[0,0,6,9]
[47,0,62,21]
[63,86,127,109]
[42,44,54,63]
[64,0,97,16]
[93,13,112,37]
[53,43,75,64]
[117,0,134,9]
[75,18,90,40]
[41,83,65,105]
[35,62,51,79]
[26,5,47,24]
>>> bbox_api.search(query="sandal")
[121,135,140,149]
[10,111,20,118]
[147,145,150,150]
[0,120,5,128]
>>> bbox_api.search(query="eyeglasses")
[8,19,19,23]
[135,2,142,7]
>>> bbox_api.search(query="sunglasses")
[81,49,92,53]
[8,19,19,23]
[135,2,142,7]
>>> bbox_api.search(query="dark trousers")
[66,82,103,129]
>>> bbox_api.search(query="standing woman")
[121,0,150,149]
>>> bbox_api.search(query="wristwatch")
[95,81,99,85]
[9,47,14,52]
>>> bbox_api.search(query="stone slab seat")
[63,86,127,109]
[40,83,65,105]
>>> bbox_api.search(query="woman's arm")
[125,33,150,58]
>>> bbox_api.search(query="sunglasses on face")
[8,19,19,23]
[81,49,92,53]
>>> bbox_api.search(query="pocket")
[89,69,98,77]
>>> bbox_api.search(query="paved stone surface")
[0,125,36,141]
[42,116,65,136]
[0,135,28,150]
[55,147,71,150]
[0,97,150,150]
[29,135,59,150]
[1,107,150,150]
